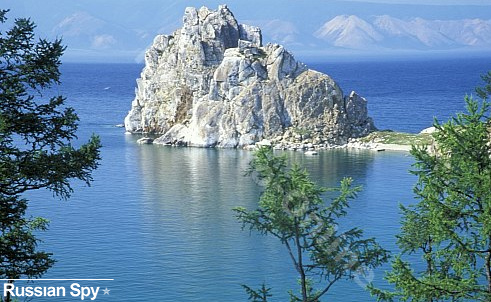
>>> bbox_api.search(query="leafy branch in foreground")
[0,197,55,281]
[0,9,101,302]
[369,73,491,301]
[235,147,389,302]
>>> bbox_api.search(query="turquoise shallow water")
[22,58,491,301]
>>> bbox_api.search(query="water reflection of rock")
[133,144,377,229]
[129,140,408,300]
[133,143,289,300]
[136,145,256,219]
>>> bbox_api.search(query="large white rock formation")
[124,5,375,148]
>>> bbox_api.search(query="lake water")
[25,57,491,301]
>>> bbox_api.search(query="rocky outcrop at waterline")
[124,5,376,148]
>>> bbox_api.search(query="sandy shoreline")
[345,141,412,152]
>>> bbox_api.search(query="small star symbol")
[103,288,110,295]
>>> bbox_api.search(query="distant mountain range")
[6,0,491,62]
[314,15,491,50]
[52,11,148,52]
[45,10,491,62]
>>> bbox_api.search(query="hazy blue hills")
[314,15,491,50]
[53,11,491,61]
[6,0,490,62]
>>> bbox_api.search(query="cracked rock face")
[124,5,375,148]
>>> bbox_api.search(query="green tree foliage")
[235,147,389,302]
[243,284,273,302]
[370,74,491,301]
[0,9,101,301]
[0,197,55,301]
[0,10,100,198]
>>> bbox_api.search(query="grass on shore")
[359,130,434,146]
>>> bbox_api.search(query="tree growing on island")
[234,147,389,302]
[0,9,101,302]
[369,73,491,301]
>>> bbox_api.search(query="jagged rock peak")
[124,5,376,149]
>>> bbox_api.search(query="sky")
[342,0,491,4]
[2,0,491,62]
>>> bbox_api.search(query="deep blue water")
[313,57,491,132]
[22,57,491,301]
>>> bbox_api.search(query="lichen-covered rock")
[124,5,376,148]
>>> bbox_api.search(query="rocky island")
[124,5,376,150]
